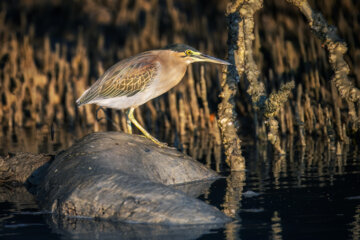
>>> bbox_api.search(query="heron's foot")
[141,134,167,148]
[127,107,167,148]
[154,141,168,148]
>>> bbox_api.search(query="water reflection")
[350,205,360,240]
[0,185,58,239]
[1,128,360,239]
[222,171,245,240]
[47,215,224,240]
[270,211,282,240]
[0,183,226,240]
[223,221,241,240]
[222,172,246,218]
[237,139,360,239]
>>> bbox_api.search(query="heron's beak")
[195,53,231,65]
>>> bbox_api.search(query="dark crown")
[162,43,198,53]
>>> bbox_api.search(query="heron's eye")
[185,50,192,56]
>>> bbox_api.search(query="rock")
[172,180,215,198]
[42,132,218,185]
[0,185,37,205]
[0,152,53,184]
[35,132,230,224]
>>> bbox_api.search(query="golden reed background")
[0,0,359,155]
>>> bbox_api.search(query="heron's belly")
[91,88,163,109]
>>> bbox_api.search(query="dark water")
[1,130,360,240]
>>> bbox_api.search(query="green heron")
[76,44,230,147]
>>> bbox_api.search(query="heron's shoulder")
[110,51,161,70]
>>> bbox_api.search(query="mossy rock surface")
[35,132,230,224]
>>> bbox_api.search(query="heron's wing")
[76,53,159,105]
[99,60,159,98]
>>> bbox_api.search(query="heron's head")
[163,44,230,65]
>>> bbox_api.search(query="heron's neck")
[157,50,188,92]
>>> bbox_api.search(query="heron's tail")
[76,88,93,106]
[75,98,84,106]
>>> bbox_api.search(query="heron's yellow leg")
[127,107,166,147]
[126,113,132,134]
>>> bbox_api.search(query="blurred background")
[1,1,360,239]
[0,0,359,161]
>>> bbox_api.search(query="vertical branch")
[241,0,266,104]
[286,0,360,141]
[241,0,265,138]
[264,81,295,154]
[238,0,294,154]
[288,0,359,98]
[217,1,246,171]
[218,0,295,166]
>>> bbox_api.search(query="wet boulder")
[0,152,52,184]
[34,132,230,224]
